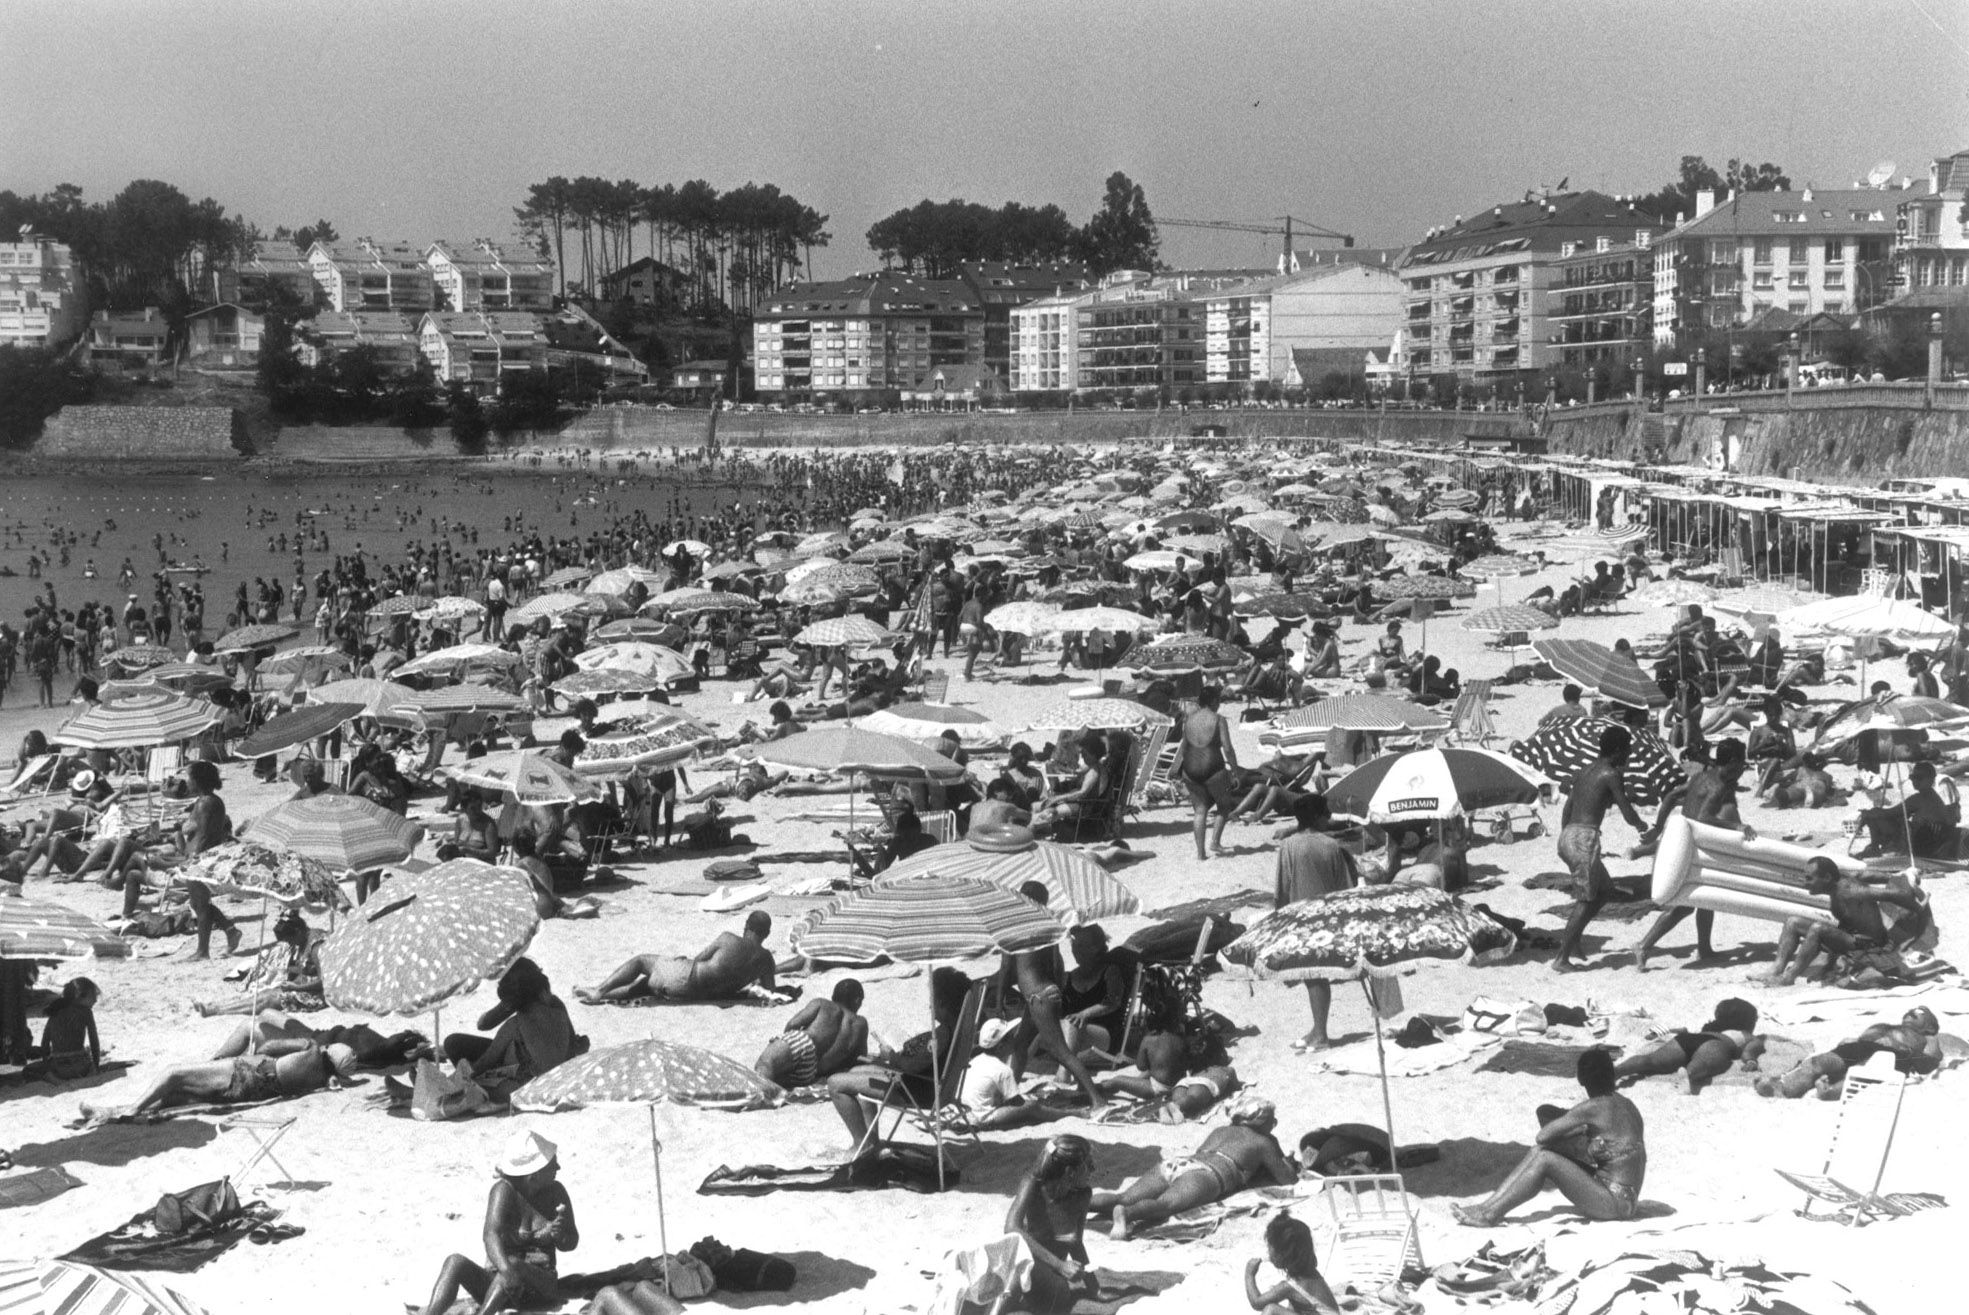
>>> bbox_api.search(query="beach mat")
[1477,1040,1594,1078]
[699,1146,956,1196]
[1129,1184,1316,1243]
[61,1205,267,1273]
[0,1165,83,1209]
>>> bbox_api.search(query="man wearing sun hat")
[415,1129,583,1315]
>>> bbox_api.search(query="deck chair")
[1775,1051,1913,1225]
[1123,723,1168,823]
[858,984,988,1190]
[1115,916,1216,1059]
[725,638,763,680]
[920,670,952,704]
[1716,545,1747,589]
[1859,568,1897,599]
[0,753,59,801]
[1318,1174,1423,1289]
[1143,734,1183,808]
[1446,679,1496,747]
[146,744,184,790]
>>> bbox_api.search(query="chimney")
[1635,229,1652,249]
[1596,236,1611,253]
[1561,241,1578,258]
[1802,187,1814,202]
[1694,190,1716,218]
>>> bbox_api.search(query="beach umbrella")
[574,642,693,684]
[318,859,539,1016]
[1323,747,1552,822]
[0,1258,213,1315]
[412,595,486,623]
[1020,697,1173,733]
[126,662,233,695]
[1123,549,1182,573]
[183,840,347,906]
[859,702,1006,750]
[1365,504,1403,527]
[1046,605,1157,636]
[310,677,422,726]
[1373,575,1473,601]
[1279,694,1449,734]
[1459,553,1542,581]
[1526,1250,1879,1315]
[1812,693,1969,747]
[258,644,354,679]
[1710,585,1812,619]
[1235,591,1323,621]
[213,622,296,653]
[53,690,222,749]
[540,565,594,589]
[1631,579,1718,608]
[1777,595,1954,645]
[573,712,720,776]
[747,726,968,782]
[0,885,130,962]
[512,1038,782,1113]
[791,873,1062,965]
[641,588,759,616]
[698,560,761,582]
[1307,523,1381,548]
[395,683,528,717]
[875,833,1139,924]
[1421,508,1477,525]
[242,793,425,871]
[1532,637,1668,708]
[1128,636,1246,672]
[1156,512,1217,533]
[1461,604,1559,633]
[451,750,603,804]
[1224,885,1516,1154]
[101,644,177,672]
[234,701,366,758]
[393,643,522,679]
[986,601,1065,635]
[664,538,713,558]
[794,615,889,648]
[552,668,659,697]
[1511,717,1684,806]
[848,540,915,564]
[588,565,673,596]
[593,617,688,644]
[507,591,605,628]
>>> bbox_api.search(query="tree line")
[0,180,255,315]
[513,176,830,315]
[865,171,1160,281]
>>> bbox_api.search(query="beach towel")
[1314,1030,1502,1078]
[926,1233,1033,1315]
[1762,982,1969,1028]
[1070,1270,1185,1314]
[61,1198,281,1273]
[1476,1041,1594,1078]
[1129,1184,1316,1243]
[0,1165,83,1210]
[699,1146,956,1196]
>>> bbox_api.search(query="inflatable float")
[1649,815,1860,926]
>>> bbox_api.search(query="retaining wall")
[35,406,245,459]
[1543,401,1969,482]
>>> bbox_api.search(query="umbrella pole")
[649,1104,672,1295]
[927,968,946,1191]
[1361,973,1398,1157]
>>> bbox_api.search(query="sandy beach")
[2,471,1963,1315]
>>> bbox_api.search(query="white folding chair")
[1774,1051,1911,1225]
[1318,1174,1423,1290]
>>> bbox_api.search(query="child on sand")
[1244,1212,1339,1314]
[39,977,102,1079]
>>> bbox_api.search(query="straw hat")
[496,1129,558,1177]
[68,770,98,795]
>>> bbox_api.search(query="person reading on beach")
[1613,997,1759,1094]
[1090,1097,1298,1240]
[1244,1212,1339,1315]
[754,979,868,1089]
[577,911,776,1004]
[1751,1006,1944,1098]
[1454,1048,1644,1227]
[1031,736,1107,836]
[827,966,972,1159]
[416,1131,588,1315]
[1551,726,1644,973]
[1752,859,1929,986]
[80,1040,359,1125]
[1633,738,1752,970]
[1006,1135,1098,1314]
[1008,882,1106,1112]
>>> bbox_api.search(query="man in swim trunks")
[1752,859,1928,987]
[1752,1007,1944,1098]
[1553,725,1645,973]
[1091,1097,1298,1239]
[80,1041,357,1124]
[755,979,867,1088]
[576,911,776,1004]
[1633,739,1752,970]
[1613,997,1759,1094]
[1008,882,1106,1112]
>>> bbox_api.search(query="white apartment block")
[0,231,86,349]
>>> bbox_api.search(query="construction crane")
[1158,215,1354,264]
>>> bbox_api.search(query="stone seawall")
[1544,403,1969,483]
[36,406,245,460]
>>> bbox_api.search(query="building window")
[1752,239,1772,265]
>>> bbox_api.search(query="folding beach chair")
[857,984,988,1189]
[1775,1050,1914,1226]
[1447,679,1496,747]
[1716,546,1747,589]
[1318,1174,1423,1289]
[919,670,952,705]
[0,753,58,801]
[1122,723,1168,824]
[225,1111,306,1191]
[1115,916,1216,1060]
[146,745,184,790]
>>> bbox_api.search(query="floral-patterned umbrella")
[184,839,348,906]
[1019,697,1173,733]
[0,885,130,962]
[640,588,760,616]
[574,642,694,684]
[1526,1249,1879,1315]
[102,644,178,672]
[318,859,539,1015]
[1128,636,1246,672]
[511,1038,782,1113]
[394,683,528,716]
[552,668,660,698]
[573,711,720,776]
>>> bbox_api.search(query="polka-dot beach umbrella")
[1019,697,1173,733]
[511,1038,782,1113]
[318,859,539,1016]
[0,884,130,962]
[793,615,890,648]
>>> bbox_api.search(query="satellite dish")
[1866,160,1896,188]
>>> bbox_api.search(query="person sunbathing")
[417,1131,589,1315]
[576,911,776,1004]
[1090,1097,1299,1239]
[1752,860,1928,987]
[682,762,788,803]
[1612,997,1759,1094]
[80,1040,358,1124]
[208,1011,426,1068]
[191,908,324,1015]
[1751,1007,1944,1098]
[1244,1211,1340,1315]
[754,979,868,1089]
[1452,1048,1645,1227]
[1007,1135,1097,1314]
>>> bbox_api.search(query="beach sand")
[1,493,1963,1314]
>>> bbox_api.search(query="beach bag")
[1462,996,1544,1036]
[691,1237,797,1293]
[655,1252,717,1299]
[153,1177,240,1235]
[410,1058,491,1122]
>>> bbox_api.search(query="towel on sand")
[1314,1030,1502,1078]
[0,1165,83,1209]
[1131,1184,1318,1243]
[699,1146,955,1196]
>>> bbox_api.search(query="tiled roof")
[761,272,981,317]
[1404,192,1660,265]
[1662,189,1897,240]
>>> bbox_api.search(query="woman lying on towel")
[1613,997,1760,1095]
[79,1040,360,1125]
[1089,1097,1300,1239]
[1452,1048,1646,1227]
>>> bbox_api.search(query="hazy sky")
[5,0,1966,278]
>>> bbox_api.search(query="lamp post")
[1786,329,1800,400]
[1693,345,1706,398]
[1632,355,1645,405]
[1930,311,1946,407]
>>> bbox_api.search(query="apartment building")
[954,261,1089,380]
[1650,189,1896,345]
[1072,270,1272,392]
[426,239,555,313]
[182,303,267,366]
[1549,237,1654,366]
[597,256,686,307]
[86,307,170,369]
[1398,192,1661,380]
[300,311,421,372]
[0,231,86,349]
[306,239,436,313]
[1199,262,1402,387]
[752,272,984,395]
[222,242,318,308]
[1894,148,1969,292]
[1009,288,1091,392]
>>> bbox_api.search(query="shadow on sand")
[10,1117,218,1169]
[718,1251,879,1307]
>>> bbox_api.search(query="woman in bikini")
[1091,1098,1299,1240]
[1007,1135,1098,1314]
[417,1130,586,1315]
[1613,997,1758,1095]
[1179,686,1240,861]
[1453,1048,1646,1226]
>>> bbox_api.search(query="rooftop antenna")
[1866,160,1896,189]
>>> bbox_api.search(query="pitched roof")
[1403,192,1658,266]
[761,272,982,317]
[1663,188,1898,240]
[1290,346,1375,381]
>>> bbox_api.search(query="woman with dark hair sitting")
[1452,1048,1645,1226]
[1006,1135,1097,1313]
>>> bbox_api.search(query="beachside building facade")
[597,256,687,307]
[222,243,319,309]
[182,303,267,366]
[1550,237,1655,367]
[300,310,421,372]
[1199,261,1403,387]
[1894,148,1969,293]
[1009,288,1091,392]
[417,311,548,389]
[752,272,985,396]
[85,307,170,369]
[0,232,87,349]
[1398,191,1662,382]
[425,239,555,313]
[306,239,437,313]
[1650,189,1898,345]
[955,261,1090,382]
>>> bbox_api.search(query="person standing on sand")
[1275,794,1355,1052]
[1632,738,1752,970]
[1552,726,1643,973]
[1181,686,1240,861]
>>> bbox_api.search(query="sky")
[4,0,1967,280]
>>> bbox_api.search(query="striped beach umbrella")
[129,662,234,695]
[1532,637,1667,708]
[53,690,222,749]
[511,1038,783,1113]
[593,617,689,644]
[310,677,422,725]
[789,874,1064,964]
[747,726,968,782]
[450,750,603,804]
[0,1259,211,1315]
[1812,693,1969,747]
[1460,553,1542,580]
[588,565,673,597]
[0,885,130,962]
[319,859,539,1016]
[183,840,347,905]
[508,591,606,628]
[640,588,759,615]
[242,793,425,871]
[859,702,1006,750]
[393,643,522,679]
[1019,697,1172,733]
[1279,694,1449,733]
[235,701,367,758]
[1460,604,1559,634]
[1322,747,1552,822]
[394,683,528,716]
[259,644,353,678]
[1510,717,1684,807]
[876,833,1139,923]
[541,564,595,589]
[794,615,889,648]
